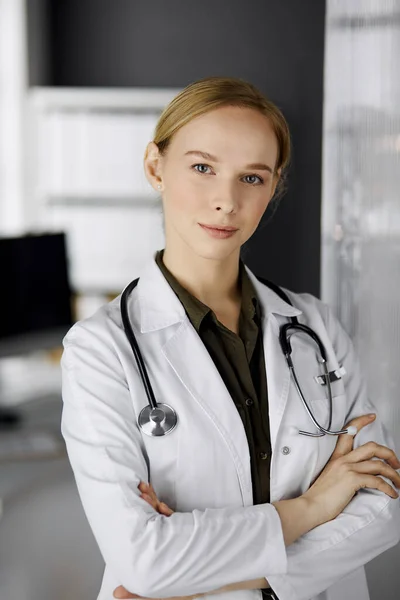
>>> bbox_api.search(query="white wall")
[0,0,28,235]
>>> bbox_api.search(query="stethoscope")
[120,274,353,438]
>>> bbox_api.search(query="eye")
[243,174,264,185]
[192,163,212,174]
[192,164,264,185]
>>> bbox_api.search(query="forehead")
[168,105,278,162]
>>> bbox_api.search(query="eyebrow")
[184,150,274,174]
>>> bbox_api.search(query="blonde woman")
[61,77,400,600]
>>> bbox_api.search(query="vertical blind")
[322,2,400,597]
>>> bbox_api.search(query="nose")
[212,179,240,214]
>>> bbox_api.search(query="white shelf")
[45,195,161,207]
[29,86,180,111]
[26,87,179,293]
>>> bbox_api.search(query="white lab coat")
[61,254,400,600]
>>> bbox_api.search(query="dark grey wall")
[26,0,52,86]
[34,0,326,296]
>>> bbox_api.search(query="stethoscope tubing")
[121,278,158,411]
[120,273,349,438]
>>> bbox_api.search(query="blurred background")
[0,0,399,598]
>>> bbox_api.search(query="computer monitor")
[0,232,74,427]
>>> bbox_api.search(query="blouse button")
[245,398,254,406]
[259,451,268,460]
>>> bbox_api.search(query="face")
[144,105,280,261]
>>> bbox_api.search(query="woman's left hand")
[114,482,200,599]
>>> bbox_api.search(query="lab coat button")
[259,451,268,460]
[281,446,291,455]
[245,398,254,406]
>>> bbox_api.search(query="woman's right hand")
[302,413,400,526]
[138,481,175,516]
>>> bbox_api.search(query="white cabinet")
[37,110,157,199]
[27,88,180,295]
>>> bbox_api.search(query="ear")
[144,141,163,191]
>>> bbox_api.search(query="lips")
[199,224,238,239]
[200,224,238,231]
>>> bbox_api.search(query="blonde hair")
[151,76,291,202]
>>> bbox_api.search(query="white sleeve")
[60,320,287,599]
[266,300,400,600]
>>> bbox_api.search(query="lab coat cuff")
[265,503,289,575]
[264,575,297,600]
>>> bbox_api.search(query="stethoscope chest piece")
[138,403,178,437]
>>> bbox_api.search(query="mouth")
[199,223,239,239]
[198,223,238,232]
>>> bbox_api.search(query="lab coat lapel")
[162,321,253,501]
[137,256,253,503]
[243,266,302,453]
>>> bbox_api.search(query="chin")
[191,241,240,262]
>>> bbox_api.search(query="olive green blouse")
[155,249,272,505]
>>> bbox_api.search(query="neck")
[161,243,242,311]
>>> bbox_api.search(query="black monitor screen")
[0,233,73,342]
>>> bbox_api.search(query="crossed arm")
[113,480,271,600]
[113,404,400,600]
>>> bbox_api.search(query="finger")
[142,495,173,516]
[141,494,160,513]
[354,459,400,489]
[140,493,159,510]
[347,441,400,469]
[354,473,399,499]
[140,481,159,505]
[146,483,159,503]
[138,481,156,496]
[331,414,376,459]
[113,585,139,598]
[140,493,153,503]
[138,482,160,508]
[159,501,174,516]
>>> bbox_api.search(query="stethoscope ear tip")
[346,425,358,436]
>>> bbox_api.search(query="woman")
[61,77,400,600]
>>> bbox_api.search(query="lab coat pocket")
[309,391,347,432]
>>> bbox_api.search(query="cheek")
[164,177,205,215]
[170,191,203,217]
